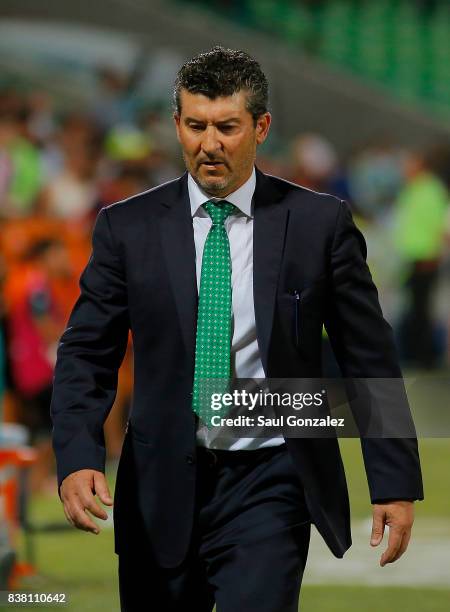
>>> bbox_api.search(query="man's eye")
[190,125,203,131]
[220,126,234,133]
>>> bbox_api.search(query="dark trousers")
[118,443,311,611]
[402,261,439,368]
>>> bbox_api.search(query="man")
[51,47,423,611]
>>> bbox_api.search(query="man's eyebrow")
[216,118,241,125]
[184,117,204,124]
[184,117,241,124]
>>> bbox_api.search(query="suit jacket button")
[186,454,195,465]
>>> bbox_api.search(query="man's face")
[174,89,271,197]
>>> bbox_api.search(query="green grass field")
[11,438,450,611]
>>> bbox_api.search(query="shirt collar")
[188,167,255,219]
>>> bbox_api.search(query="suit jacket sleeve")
[323,199,424,503]
[50,207,129,491]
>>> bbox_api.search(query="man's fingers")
[78,485,108,520]
[70,501,100,534]
[380,526,403,567]
[60,470,112,534]
[371,501,415,566]
[391,530,411,563]
[93,472,113,506]
[370,510,385,546]
[63,505,74,527]
[80,494,108,521]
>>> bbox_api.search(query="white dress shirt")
[188,167,284,450]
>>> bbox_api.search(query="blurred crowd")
[0,69,449,494]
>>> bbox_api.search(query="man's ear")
[173,112,181,142]
[256,112,271,145]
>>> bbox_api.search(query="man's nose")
[201,126,222,156]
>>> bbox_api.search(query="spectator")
[289,132,338,192]
[7,238,74,492]
[0,105,41,218]
[348,142,405,220]
[36,135,100,230]
[393,146,450,368]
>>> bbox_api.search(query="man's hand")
[370,500,414,566]
[60,469,113,535]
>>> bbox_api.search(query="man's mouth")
[200,161,225,168]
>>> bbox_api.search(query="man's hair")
[173,46,268,124]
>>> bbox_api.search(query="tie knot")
[203,200,236,225]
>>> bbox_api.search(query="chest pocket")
[277,279,328,347]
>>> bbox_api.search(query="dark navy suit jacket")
[51,168,423,567]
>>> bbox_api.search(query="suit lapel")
[159,173,198,360]
[253,168,289,375]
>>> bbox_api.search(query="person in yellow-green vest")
[393,146,449,368]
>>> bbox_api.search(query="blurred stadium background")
[0,0,449,610]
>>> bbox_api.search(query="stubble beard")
[183,148,256,197]
[195,174,230,196]
[184,153,232,197]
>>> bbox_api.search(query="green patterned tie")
[192,199,236,427]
